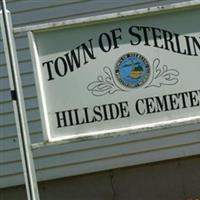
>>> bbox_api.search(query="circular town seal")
[115,53,150,88]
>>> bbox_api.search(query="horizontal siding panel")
[0,108,40,127]
[0,149,21,164]
[0,91,11,103]
[0,35,28,54]
[24,97,39,110]
[0,85,37,104]
[0,66,8,79]
[0,131,43,149]
[0,41,3,52]
[0,82,37,99]
[0,101,13,114]
[17,49,31,64]
[28,120,42,135]
[26,108,40,122]
[23,85,37,99]
[0,61,33,77]
[7,0,85,14]
[0,76,10,91]
[0,77,36,93]
[33,131,200,170]
[15,35,28,51]
[6,0,24,3]
[30,132,43,144]
[0,131,199,184]
[0,112,15,127]
[0,133,42,164]
[0,88,37,104]
[21,72,35,87]
[0,49,31,68]
[0,127,15,140]
[0,137,19,152]
[36,142,200,184]
[33,126,179,157]
[11,0,155,27]
[0,173,24,189]
[31,123,200,156]
[18,61,34,74]
[0,161,22,177]
[0,124,16,139]
[0,120,42,140]
[0,96,38,114]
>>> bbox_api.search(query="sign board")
[28,4,200,142]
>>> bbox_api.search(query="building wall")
[0,0,200,191]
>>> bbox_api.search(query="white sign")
[29,6,200,142]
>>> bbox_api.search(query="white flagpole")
[0,0,40,199]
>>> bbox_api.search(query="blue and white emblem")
[115,53,150,88]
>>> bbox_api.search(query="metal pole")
[0,0,40,199]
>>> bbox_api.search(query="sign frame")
[28,1,200,143]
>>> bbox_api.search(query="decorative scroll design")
[146,58,180,88]
[87,67,126,96]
